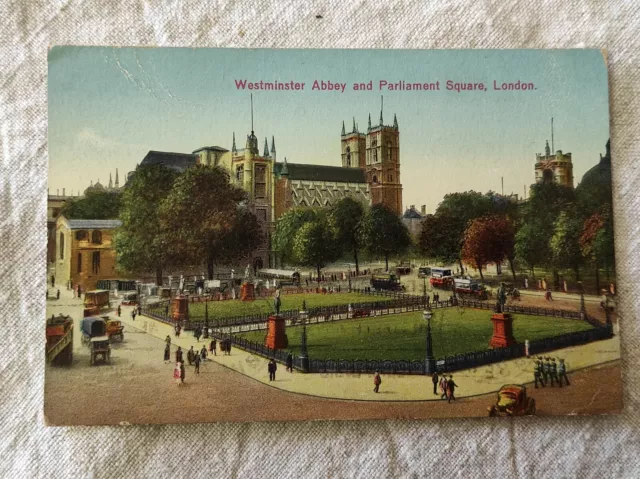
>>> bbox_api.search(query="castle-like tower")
[534,139,574,188]
[342,99,402,215]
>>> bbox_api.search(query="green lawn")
[237,309,594,360]
[179,293,395,321]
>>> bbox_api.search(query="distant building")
[534,140,574,188]
[54,216,122,290]
[402,205,426,238]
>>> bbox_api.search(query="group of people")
[432,372,459,403]
[533,356,570,388]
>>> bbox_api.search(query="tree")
[158,165,249,279]
[115,165,178,284]
[461,215,515,281]
[292,215,341,283]
[61,190,122,219]
[272,207,320,266]
[550,210,584,280]
[216,206,263,268]
[329,197,365,274]
[514,221,549,279]
[580,208,615,293]
[361,204,411,271]
[419,191,493,270]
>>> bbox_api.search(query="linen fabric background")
[1,1,640,477]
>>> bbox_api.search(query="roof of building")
[192,146,229,154]
[403,208,423,219]
[64,218,122,230]
[140,150,198,172]
[274,162,366,183]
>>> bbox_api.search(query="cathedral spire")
[263,137,269,157]
[109,173,113,189]
[545,140,550,156]
[393,114,398,130]
[341,120,346,136]
[368,113,371,130]
[271,135,276,154]
[232,132,237,153]
[281,156,289,176]
[115,168,119,188]
[380,95,384,126]
[352,117,357,133]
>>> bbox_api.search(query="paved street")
[44,289,622,425]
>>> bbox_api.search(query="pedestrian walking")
[180,362,186,383]
[117,305,121,317]
[550,358,559,386]
[268,359,277,381]
[72,286,76,299]
[165,335,171,347]
[226,339,232,355]
[131,309,137,321]
[194,353,201,374]
[440,375,448,399]
[137,304,142,316]
[175,346,183,364]
[542,357,551,385]
[209,339,217,356]
[373,371,382,393]
[174,323,181,337]
[194,327,202,342]
[174,362,182,386]
[56,289,60,300]
[187,346,196,366]
[534,360,545,388]
[286,352,293,373]
[447,375,458,403]
[164,343,171,363]
[200,346,207,361]
[558,359,570,387]
[431,372,439,395]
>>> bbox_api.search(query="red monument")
[172,295,188,323]
[489,313,516,348]
[264,315,289,349]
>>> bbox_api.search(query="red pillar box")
[171,295,188,323]
[488,313,516,349]
[265,315,289,349]
[240,282,255,301]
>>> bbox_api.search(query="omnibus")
[429,267,454,288]
[454,277,488,299]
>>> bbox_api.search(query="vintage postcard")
[45,48,620,425]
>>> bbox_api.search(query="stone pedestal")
[240,282,255,301]
[265,314,288,349]
[172,295,188,323]
[489,313,516,349]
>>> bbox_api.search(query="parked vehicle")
[454,277,488,300]
[80,317,111,365]
[120,291,138,306]
[371,273,404,291]
[418,266,432,278]
[84,290,111,311]
[101,315,124,342]
[395,262,412,276]
[429,267,454,288]
[488,384,536,417]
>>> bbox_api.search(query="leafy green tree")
[580,209,615,293]
[216,206,263,268]
[272,207,320,266]
[550,210,584,280]
[115,165,178,284]
[61,190,122,219]
[292,215,341,283]
[329,197,365,274]
[514,221,549,279]
[361,204,411,271]
[159,165,249,279]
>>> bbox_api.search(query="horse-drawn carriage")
[80,317,111,365]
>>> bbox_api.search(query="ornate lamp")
[423,308,435,375]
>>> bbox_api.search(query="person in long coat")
[286,352,293,373]
[209,339,217,356]
[175,346,183,364]
[431,372,439,395]
[164,343,171,363]
[440,376,448,399]
[180,362,186,383]
[187,346,195,366]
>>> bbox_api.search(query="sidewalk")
[117,304,620,402]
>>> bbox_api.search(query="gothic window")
[387,141,392,163]
[255,165,266,198]
[77,253,82,273]
[542,169,553,184]
[372,175,378,184]
[346,146,351,167]
[92,251,100,273]
[388,174,392,182]
[75,230,88,241]
[59,232,64,259]
[236,165,244,183]
[91,230,102,244]
[371,138,378,163]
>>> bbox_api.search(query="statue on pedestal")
[274,288,281,315]
[495,282,507,313]
[244,264,251,281]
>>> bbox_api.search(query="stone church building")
[138,105,403,269]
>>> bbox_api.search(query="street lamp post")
[299,308,309,372]
[423,308,436,375]
[578,281,586,320]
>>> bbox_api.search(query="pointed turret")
[281,156,289,176]
[232,132,237,154]
[115,168,119,188]
[393,114,398,130]
[341,121,346,136]
[380,95,384,126]
[368,113,372,130]
[545,140,551,156]
[109,173,113,189]
[352,117,357,133]
[271,136,276,161]
[263,137,269,157]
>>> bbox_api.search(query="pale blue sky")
[48,48,609,212]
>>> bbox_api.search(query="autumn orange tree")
[580,209,614,293]
[461,215,516,281]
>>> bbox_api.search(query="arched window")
[346,146,351,167]
[542,169,553,184]
[59,232,64,259]
[75,230,88,241]
[387,142,392,162]
[372,175,378,184]
[236,165,244,182]
[92,251,100,273]
[91,230,102,244]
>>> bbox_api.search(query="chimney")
[421,205,426,215]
